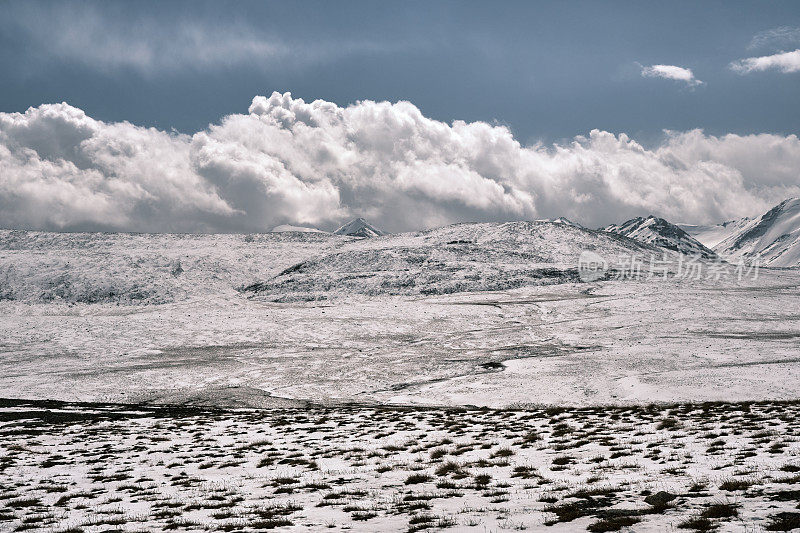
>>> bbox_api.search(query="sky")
[1,0,800,232]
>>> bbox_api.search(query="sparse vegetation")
[2,398,799,531]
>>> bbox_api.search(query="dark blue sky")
[2,0,799,144]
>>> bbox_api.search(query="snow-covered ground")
[0,226,798,408]
[2,224,800,532]
[2,398,799,532]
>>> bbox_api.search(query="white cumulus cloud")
[640,64,704,86]
[1,92,799,233]
[730,49,800,74]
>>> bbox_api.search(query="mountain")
[678,217,752,249]
[244,220,668,301]
[333,217,385,238]
[601,216,716,258]
[271,224,325,233]
[712,198,800,267]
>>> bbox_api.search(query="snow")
[712,197,800,267]
[0,229,346,304]
[602,216,716,258]
[678,217,751,249]
[246,221,663,300]
[0,224,798,408]
[2,398,799,532]
[2,219,800,532]
[678,198,800,267]
[0,220,662,305]
[333,217,386,237]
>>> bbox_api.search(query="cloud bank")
[640,64,704,86]
[730,49,800,74]
[1,92,799,233]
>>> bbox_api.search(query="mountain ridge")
[712,197,800,267]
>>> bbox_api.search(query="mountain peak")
[602,216,716,258]
[333,217,385,238]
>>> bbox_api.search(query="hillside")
[244,221,662,300]
[0,230,342,304]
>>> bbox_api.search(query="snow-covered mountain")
[4,216,730,305]
[271,224,325,233]
[712,198,800,267]
[245,220,668,300]
[678,218,752,249]
[333,217,385,238]
[601,216,716,258]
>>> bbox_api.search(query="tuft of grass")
[657,417,680,430]
[489,447,514,459]
[766,512,800,531]
[719,478,753,491]
[405,473,433,485]
[677,516,717,531]
[700,502,738,519]
[473,473,492,487]
[587,515,641,532]
[644,490,676,510]
[352,511,378,521]
[521,430,539,443]
[429,448,448,460]
[435,461,462,477]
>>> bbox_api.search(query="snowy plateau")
[2,200,800,533]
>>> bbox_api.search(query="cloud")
[3,4,409,75]
[748,26,800,51]
[640,64,704,87]
[730,49,800,74]
[1,93,799,233]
